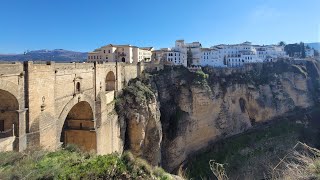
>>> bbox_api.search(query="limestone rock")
[152,60,319,171]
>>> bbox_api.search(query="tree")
[278,41,286,46]
[187,47,193,67]
[285,43,307,58]
[223,55,227,66]
[300,42,306,58]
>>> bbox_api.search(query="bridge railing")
[0,129,14,138]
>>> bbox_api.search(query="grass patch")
[0,149,173,180]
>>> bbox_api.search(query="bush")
[0,150,174,180]
[193,70,209,86]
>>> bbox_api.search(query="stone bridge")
[0,61,149,154]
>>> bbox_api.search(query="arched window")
[76,82,81,93]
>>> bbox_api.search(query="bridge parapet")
[0,62,23,75]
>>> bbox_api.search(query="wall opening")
[105,71,116,91]
[76,82,81,93]
[60,101,96,152]
[0,89,19,139]
[239,98,246,113]
[122,57,125,62]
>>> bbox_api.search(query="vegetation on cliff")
[116,78,155,110]
[0,146,172,180]
[184,107,320,179]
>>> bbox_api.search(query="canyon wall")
[118,60,320,171]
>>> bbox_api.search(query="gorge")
[116,59,320,178]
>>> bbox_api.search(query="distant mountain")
[0,49,88,62]
[306,43,320,51]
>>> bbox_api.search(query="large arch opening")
[60,101,96,152]
[0,89,19,139]
[105,71,116,91]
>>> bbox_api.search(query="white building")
[201,42,287,67]
[87,44,153,63]
[306,48,315,58]
[256,45,287,62]
[156,40,202,67]
[200,47,226,67]
[165,50,187,66]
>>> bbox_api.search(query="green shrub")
[0,150,174,180]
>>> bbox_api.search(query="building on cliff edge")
[87,44,153,64]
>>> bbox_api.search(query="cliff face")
[118,60,320,171]
[116,80,162,166]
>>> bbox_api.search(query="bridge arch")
[105,71,116,91]
[57,95,96,151]
[0,80,19,101]
[0,89,19,143]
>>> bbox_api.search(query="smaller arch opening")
[122,57,125,62]
[105,71,116,91]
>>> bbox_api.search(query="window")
[104,50,106,53]
[88,56,90,59]
[106,56,108,59]
[76,82,81,93]
[0,120,4,131]
[108,50,111,53]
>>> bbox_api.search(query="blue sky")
[0,0,319,53]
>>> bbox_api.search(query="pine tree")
[187,47,193,67]
[300,42,306,58]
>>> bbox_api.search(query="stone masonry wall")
[0,61,144,153]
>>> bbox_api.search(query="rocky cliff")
[116,79,162,166]
[117,59,320,172]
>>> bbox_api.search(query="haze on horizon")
[0,0,319,54]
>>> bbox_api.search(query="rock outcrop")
[116,80,162,166]
[118,59,320,172]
